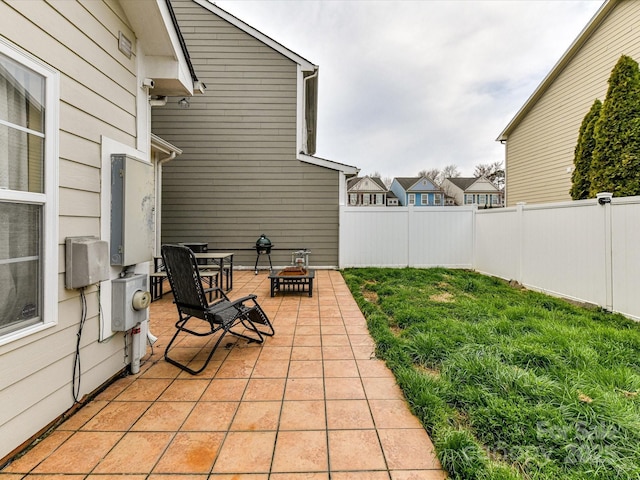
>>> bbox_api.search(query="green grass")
[342,268,640,480]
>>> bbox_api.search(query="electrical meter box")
[111,274,151,331]
[110,154,154,266]
[65,236,110,289]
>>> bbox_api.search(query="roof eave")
[298,153,359,175]
[121,0,199,96]
[192,0,317,71]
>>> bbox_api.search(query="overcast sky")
[215,0,604,179]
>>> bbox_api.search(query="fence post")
[516,202,526,285]
[596,192,613,311]
[407,205,413,268]
[471,205,477,269]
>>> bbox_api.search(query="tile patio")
[2,270,446,479]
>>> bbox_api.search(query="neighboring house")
[346,176,388,206]
[390,176,444,206]
[386,190,399,206]
[152,0,358,269]
[498,0,640,206]
[442,177,504,207]
[0,0,199,462]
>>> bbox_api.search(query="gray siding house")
[0,0,197,462]
[152,0,358,269]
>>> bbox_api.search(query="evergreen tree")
[570,99,601,199]
[590,55,640,197]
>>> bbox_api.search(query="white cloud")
[215,0,604,177]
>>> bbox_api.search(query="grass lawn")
[342,268,640,480]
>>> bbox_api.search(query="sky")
[214,0,604,179]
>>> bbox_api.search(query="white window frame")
[434,193,442,205]
[408,193,415,205]
[464,194,474,204]
[421,194,428,205]
[0,40,59,345]
[349,193,357,206]
[375,193,384,205]
[479,194,487,205]
[362,194,370,206]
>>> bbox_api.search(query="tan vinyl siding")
[0,0,136,460]
[505,0,640,206]
[154,0,340,268]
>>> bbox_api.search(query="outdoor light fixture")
[597,192,612,205]
[178,97,190,108]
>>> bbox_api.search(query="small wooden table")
[269,269,315,297]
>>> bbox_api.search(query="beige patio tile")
[326,400,374,429]
[158,379,210,401]
[356,359,395,378]
[230,401,281,431]
[93,432,173,473]
[390,470,448,480]
[57,400,109,431]
[181,401,238,431]
[324,359,359,377]
[1,431,73,473]
[251,358,290,378]
[288,360,323,378]
[332,473,390,480]
[369,399,423,429]
[80,401,150,431]
[324,377,366,400]
[114,378,172,401]
[293,334,322,346]
[132,401,194,431]
[32,432,123,474]
[362,377,405,400]
[270,474,328,480]
[378,429,441,470]
[322,346,354,360]
[212,431,276,474]
[153,432,224,474]
[242,377,286,401]
[279,400,326,430]
[291,346,323,360]
[200,378,248,401]
[271,431,328,472]
[284,377,325,400]
[328,430,386,471]
[214,359,257,378]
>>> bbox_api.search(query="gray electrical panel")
[65,237,110,289]
[110,154,155,266]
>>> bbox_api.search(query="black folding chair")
[161,244,274,375]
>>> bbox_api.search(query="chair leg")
[240,304,275,337]
[164,317,226,375]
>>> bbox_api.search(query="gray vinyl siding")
[505,0,640,206]
[0,0,135,460]
[153,0,340,268]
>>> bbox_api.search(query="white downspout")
[155,151,177,253]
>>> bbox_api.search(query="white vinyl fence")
[339,195,640,320]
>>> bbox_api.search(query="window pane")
[0,53,45,132]
[0,51,45,194]
[0,123,44,192]
[0,202,41,334]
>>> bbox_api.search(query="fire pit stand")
[254,234,273,274]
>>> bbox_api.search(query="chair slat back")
[161,244,210,321]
